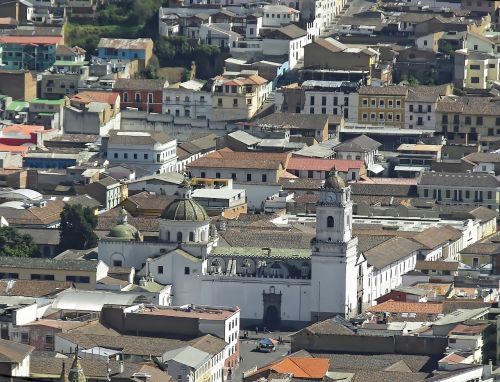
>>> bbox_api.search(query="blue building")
[97,38,153,66]
[23,152,77,169]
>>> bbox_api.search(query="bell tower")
[311,171,359,321]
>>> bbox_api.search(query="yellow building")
[211,73,269,122]
[357,86,408,128]
[460,242,500,269]
[0,257,109,290]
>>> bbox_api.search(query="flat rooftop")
[138,305,239,320]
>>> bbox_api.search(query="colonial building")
[98,173,369,327]
[106,130,177,175]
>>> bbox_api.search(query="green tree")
[0,227,39,257]
[59,204,98,251]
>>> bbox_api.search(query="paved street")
[323,0,375,36]
[231,332,293,382]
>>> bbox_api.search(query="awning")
[394,165,427,172]
[368,163,384,174]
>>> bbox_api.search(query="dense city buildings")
[1,0,500,380]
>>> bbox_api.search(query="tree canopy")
[59,204,98,251]
[0,227,39,257]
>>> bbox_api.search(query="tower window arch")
[177,232,183,242]
[327,216,334,228]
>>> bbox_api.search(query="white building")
[262,24,307,70]
[405,85,451,130]
[262,4,300,27]
[107,131,177,175]
[163,80,212,122]
[300,80,359,122]
[97,173,370,327]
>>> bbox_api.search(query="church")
[98,172,370,327]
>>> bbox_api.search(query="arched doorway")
[264,305,280,330]
[262,288,282,330]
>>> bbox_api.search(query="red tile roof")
[0,36,62,45]
[287,157,364,172]
[255,357,329,379]
[0,144,29,153]
[188,149,290,170]
[449,323,490,336]
[2,124,45,135]
[71,91,119,106]
[440,353,466,364]
[368,300,443,314]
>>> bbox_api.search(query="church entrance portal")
[262,287,282,329]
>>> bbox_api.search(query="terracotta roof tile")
[368,300,443,314]
[287,157,364,172]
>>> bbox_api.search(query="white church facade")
[98,173,409,327]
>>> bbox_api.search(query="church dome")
[106,207,140,240]
[108,224,139,240]
[324,171,346,190]
[162,198,209,221]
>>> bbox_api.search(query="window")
[327,216,334,227]
[21,333,29,344]
[124,153,128,159]
[45,335,54,344]
[370,99,376,106]
[184,267,190,275]
[113,260,122,266]
[148,93,153,103]
[409,105,414,112]
[123,92,128,102]
[322,96,326,106]
[321,107,326,114]
[470,64,480,70]
[247,173,252,181]
[66,276,90,283]
[231,173,236,180]
[218,98,222,106]
[189,232,194,241]
[396,100,401,107]
[215,172,221,178]
[158,266,164,274]
[471,77,480,84]
[233,99,238,107]
[370,113,376,120]
[379,113,384,120]
[144,153,149,160]
[113,153,118,159]
[134,93,141,102]
[446,189,450,198]
[362,113,368,120]
[424,189,429,197]
[388,99,393,108]
[177,232,183,242]
[476,117,483,125]
[362,98,368,106]
[465,116,471,125]
[201,172,206,178]
[262,174,267,182]
[310,95,315,105]
[396,114,401,121]
[489,64,496,68]
[379,99,385,107]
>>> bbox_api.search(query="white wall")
[200,277,311,322]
